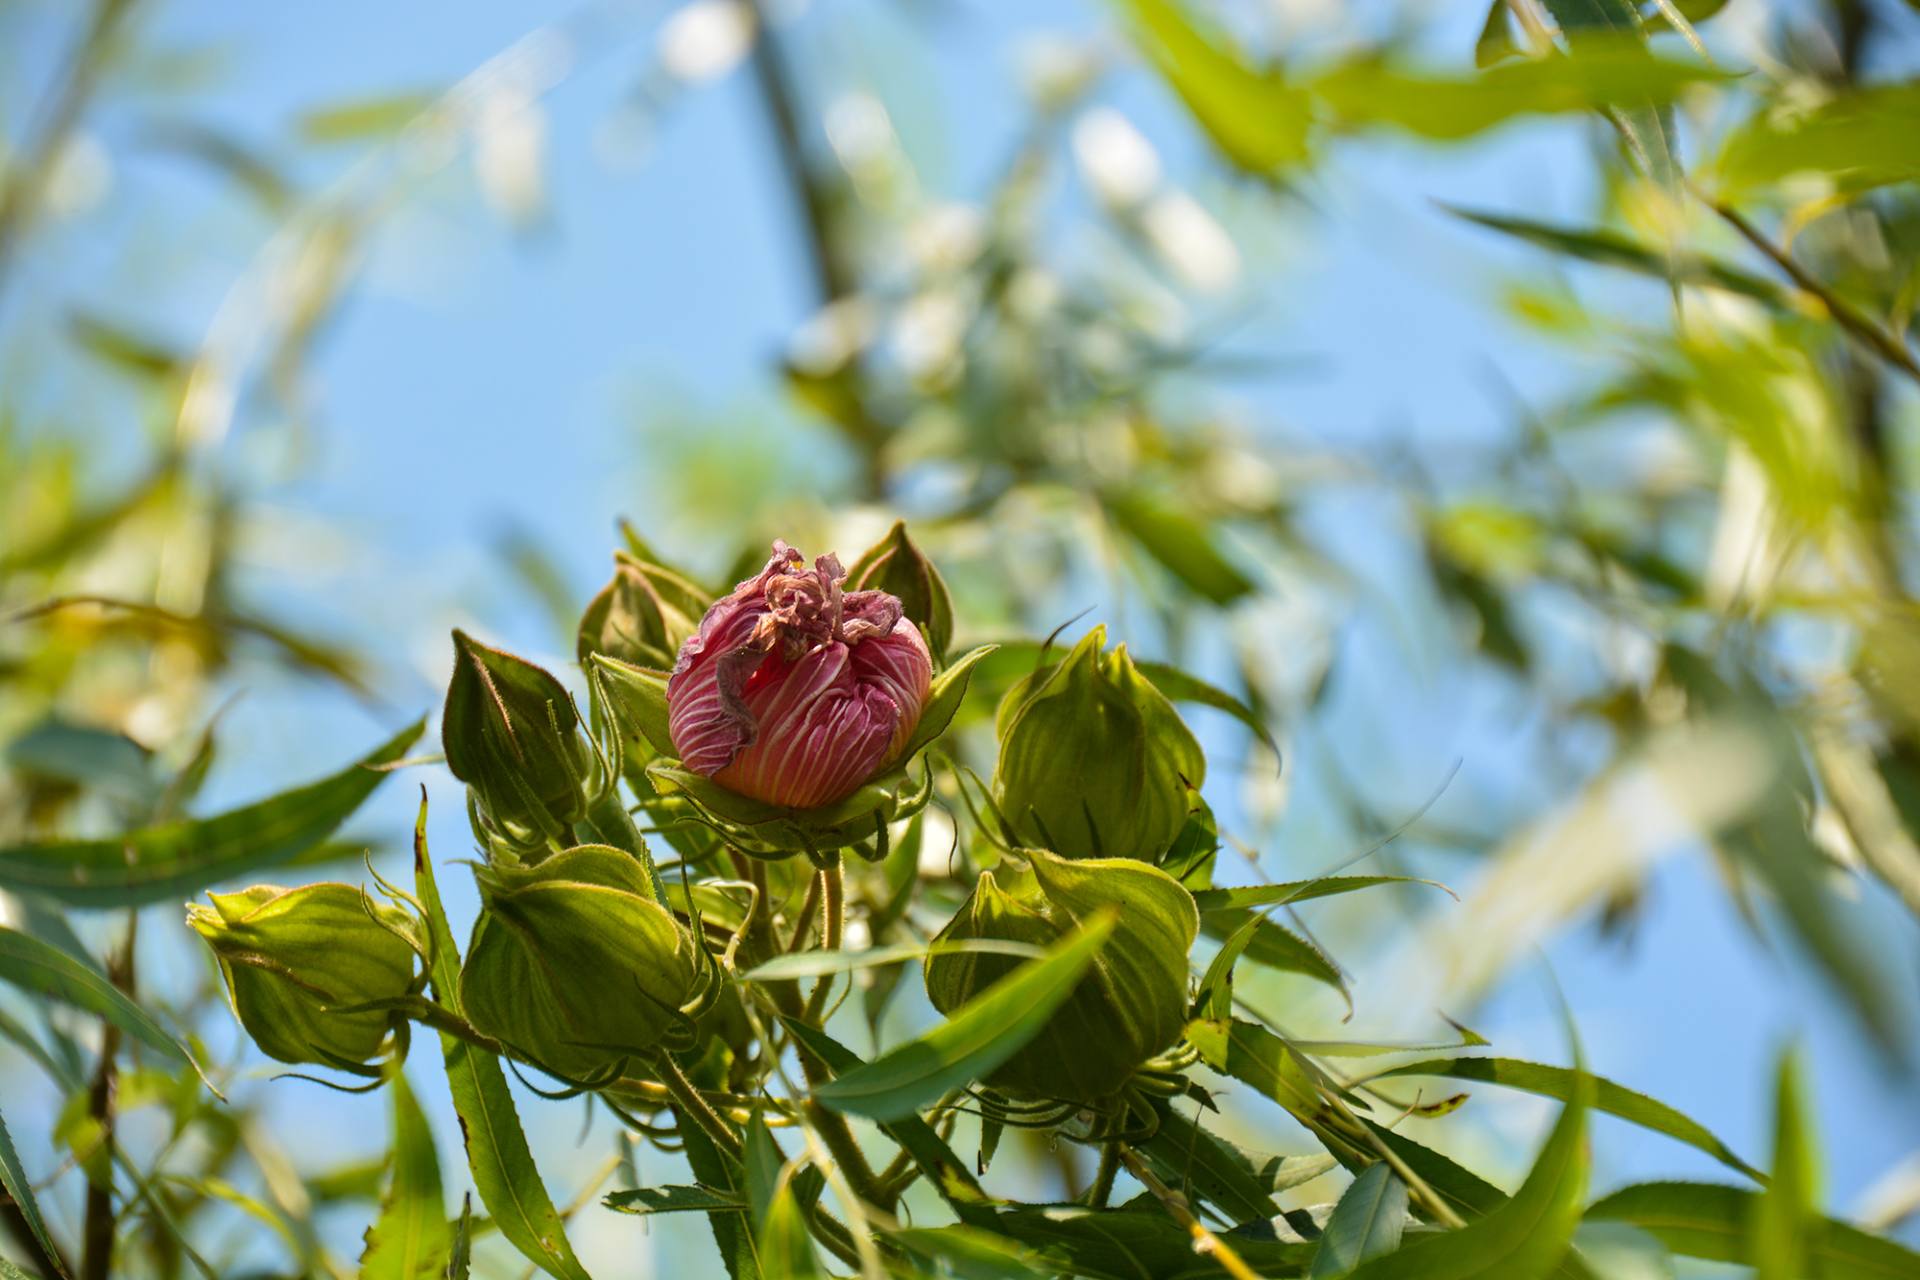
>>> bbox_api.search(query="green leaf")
[1190,875,1453,912]
[1718,83,1920,195]
[888,1225,1051,1280]
[1134,1101,1283,1224]
[1367,1057,1762,1182]
[742,939,1044,982]
[985,1205,1315,1279]
[298,90,437,142]
[1112,0,1312,174]
[604,1185,746,1216]
[1133,660,1280,760]
[1443,206,1788,305]
[360,1069,451,1280]
[1312,1163,1407,1276]
[1200,910,1349,1015]
[1587,1182,1920,1277]
[1540,0,1682,193]
[0,719,422,908]
[410,802,595,1280]
[675,1099,764,1280]
[776,1017,991,1220]
[899,643,997,760]
[1344,1073,1591,1280]
[1751,1048,1818,1280]
[0,926,205,1086]
[1105,491,1257,605]
[812,913,1115,1120]
[0,1102,68,1279]
[757,1175,821,1280]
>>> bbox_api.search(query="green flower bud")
[188,883,418,1070]
[924,849,1197,1104]
[577,551,707,670]
[443,629,594,841]
[992,626,1205,861]
[460,845,708,1080]
[846,521,955,659]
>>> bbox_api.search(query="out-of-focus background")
[4,0,1919,1274]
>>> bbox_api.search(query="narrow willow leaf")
[1112,0,1312,174]
[1443,206,1786,305]
[741,939,1044,982]
[0,926,205,1084]
[0,719,422,907]
[986,1205,1316,1279]
[0,1104,67,1279]
[675,1103,763,1280]
[1312,1163,1407,1276]
[1368,1057,1762,1181]
[758,1174,822,1280]
[604,1185,746,1216]
[889,1224,1051,1280]
[1200,910,1350,1016]
[1186,1017,1339,1119]
[410,803,595,1280]
[446,1195,472,1280]
[813,913,1115,1120]
[1344,1074,1591,1280]
[1132,660,1280,760]
[1587,1181,1920,1277]
[1189,875,1453,912]
[1541,0,1682,194]
[1105,490,1257,604]
[360,1069,451,1280]
[777,1017,990,1220]
[1751,1048,1818,1280]
[1135,1101,1283,1224]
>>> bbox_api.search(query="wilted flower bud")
[443,630,594,840]
[993,626,1204,860]
[845,521,954,659]
[577,551,706,670]
[188,883,418,1070]
[666,541,933,809]
[460,845,707,1079]
[924,849,1197,1104]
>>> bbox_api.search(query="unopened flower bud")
[188,883,418,1070]
[845,521,954,658]
[665,541,933,809]
[577,551,707,670]
[443,630,594,840]
[993,626,1204,860]
[924,849,1197,1104]
[460,845,707,1079]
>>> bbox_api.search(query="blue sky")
[7,0,1919,1271]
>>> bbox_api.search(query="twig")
[1117,1147,1262,1280]
[1690,181,1920,390]
[80,915,136,1280]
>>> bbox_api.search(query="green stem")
[801,857,842,1023]
[654,1054,743,1163]
[1086,1142,1121,1208]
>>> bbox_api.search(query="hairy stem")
[801,858,843,1023]
[1086,1142,1121,1208]
[654,1054,743,1163]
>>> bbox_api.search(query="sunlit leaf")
[0,926,204,1082]
[813,913,1114,1120]
[1311,1163,1407,1276]
[0,719,422,908]
[360,1068,451,1280]
[1587,1182,1920,1277]
[0,1103,68,1279]
[410,804,595,1280]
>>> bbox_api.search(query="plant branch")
[1690,181,1920,390]
[1117,1146,1262,1280]
[653,1053,743,1163]
[79,915,135,1280]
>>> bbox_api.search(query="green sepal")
[846,521,956,660]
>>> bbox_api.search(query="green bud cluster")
[188,882,420,1071]
[993,626,1205,861]
[460,845,711,1081]
[924,848,1197,1104]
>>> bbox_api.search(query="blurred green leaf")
[1719,84,1920,195]
[1113,0,1312,174]
[1106,491,1256,605]
[813,913,1114,1121]
[605,1185,746,1216]
[0,719,422,907]
[1367,1056,1762,1181]
[1587,1182,1920,1276]
[298,91,437,143]
[1190,875,1451,912]
[1750,1048,1818,1280]
[1444,206,1786,304]
[0,926,202,1080]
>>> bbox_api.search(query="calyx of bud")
[577,551,707,670]
[924,849,1197,1104]
[188,882,419,1070]
[845,521,955,659]
[460,845,709,1080]
[443,629,595,842]
[992,626,1204,861]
